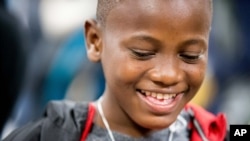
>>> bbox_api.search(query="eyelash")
[130,49,202,63]
[179,54,201,63]
[131,49,155,60]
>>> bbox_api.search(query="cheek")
[102,48,143,88]
[114,57,144,86]
[184,63,206,91]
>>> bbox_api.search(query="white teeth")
[164,94,170,99]
[145,91,150,96]
[156,93,163,99]
[170,94,175,98]
[141,90,177,100]
[152,92,157,98]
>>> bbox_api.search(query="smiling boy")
[3,0,228,141]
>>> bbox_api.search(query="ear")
[84,19,102,62]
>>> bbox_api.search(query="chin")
[149,122,172,130]
[139,116,176,130]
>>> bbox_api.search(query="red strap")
[185,103,227,141]
[80,102,96,141]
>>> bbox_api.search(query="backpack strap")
[80,102,96,141]
[185,103,227,141]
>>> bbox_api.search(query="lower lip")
[137,91,183,114]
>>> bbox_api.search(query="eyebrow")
[178,37,207,50]
[128,34,207,50]
[129,34,162,47]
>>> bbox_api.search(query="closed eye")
[179,54,201,63]
[130,49,155,60]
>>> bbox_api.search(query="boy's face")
[86,0,211,131]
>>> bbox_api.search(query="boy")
[3,0,229,141]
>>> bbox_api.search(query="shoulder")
[3,100,90,141]
[41,100,90,141]
[2,119,44,141]
[44,100,89,124]
[185,103,229,141]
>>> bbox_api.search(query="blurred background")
[0,0,250,139]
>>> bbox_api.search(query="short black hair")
[96,0,213,27]
[96,0,120,26]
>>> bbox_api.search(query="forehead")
[104,0,211,33]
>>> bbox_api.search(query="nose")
[148,60,183,86]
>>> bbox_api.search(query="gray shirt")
[3,100,191,141]
[86,111,191,141]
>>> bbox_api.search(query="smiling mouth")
[137,89,178,101]
[136,88,185,113]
